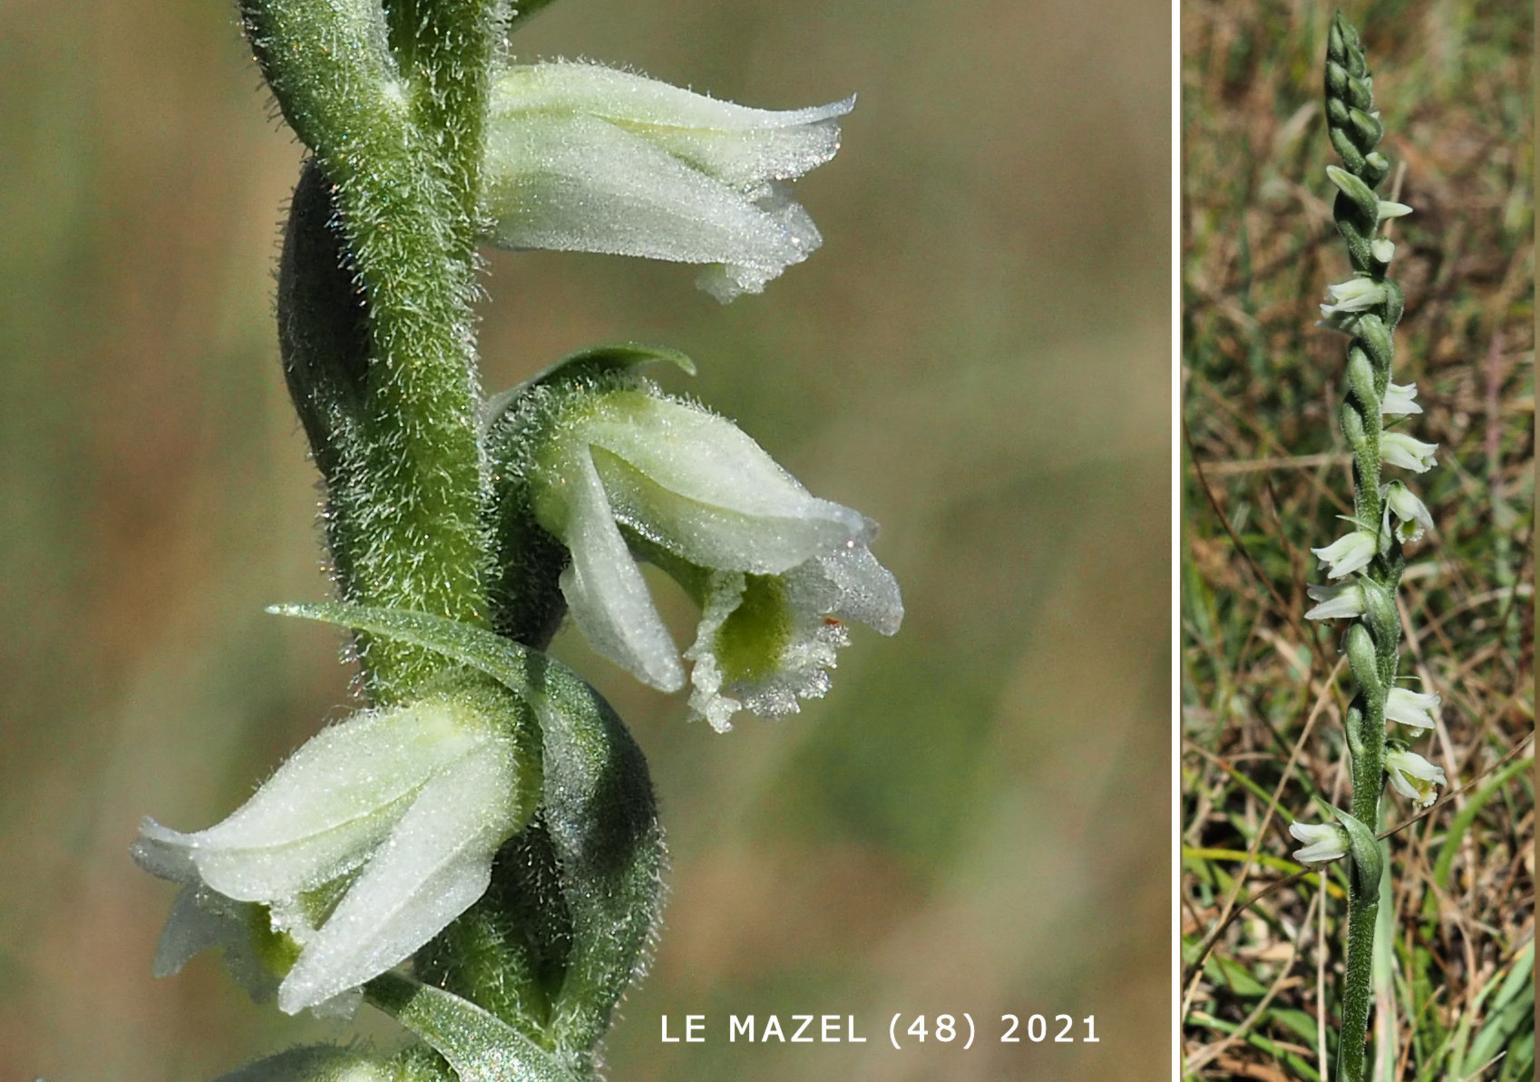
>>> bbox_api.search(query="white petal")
[153,886,238,978]
[810,542,904,636]
[553,448,685,691]
[581,392,865,573]
[483,114,818,299]
[136,702,483,903]
[491,63,852,194]
[277,747,522,1013]
[153,886,284,1004]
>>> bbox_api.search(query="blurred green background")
[0,1,1170,1079]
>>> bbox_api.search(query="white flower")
[1378,200,1413,220]
[1289,821,1348,864]
[529,389,902,729]
[481,62,853,302]
[1305,581,1365,621]
[1385,687,1440,731]
[1320,276,1387,318]
[132,689,528,1014]
[1385,748,1445,808]
[1311,529,1378,579]
[1380,431,1438,472]
[1371,237,1396,263]
[1383,481,1434,543]
[1381,380,1422,416]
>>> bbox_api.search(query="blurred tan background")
[0,1,1171,1079]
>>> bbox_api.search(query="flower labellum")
[1385,687,1440,731]
[1311,529,1378,579]
[1305,581,1366,621]
[1380,431,1438,472]
[1289,820,1348,864]
[480,62,853,302]
[132,684,534,1014]
[528,388,902,730]
[1384,748,1446,808]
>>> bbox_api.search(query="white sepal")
[482,63,852,301]
[1311,530,1378,579]
[1319,277,1387,318]
[1304,581,1366,621]
[135,701,480,902]
[276,747,522,1013]
[1380,431,1438,473]
[1385,687,1440,731]
[1289,820,1348,864]
[1381,381,1422,416]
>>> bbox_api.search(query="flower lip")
[685,541,902,732]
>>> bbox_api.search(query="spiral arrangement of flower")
[129,2,899,1077]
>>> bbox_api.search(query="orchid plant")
[1285,15,1446,1081]
[131,2,900,1077]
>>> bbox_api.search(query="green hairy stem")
[1324,14,1405,1081]
[253,0,661,1073]
[249,0,492,698]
